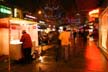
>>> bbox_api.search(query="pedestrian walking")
[59,27,71,62]
[53,28,61,61]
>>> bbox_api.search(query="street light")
[38,10,42,15]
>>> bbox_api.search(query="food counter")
[10,40,36,61]
[10,40,23,60]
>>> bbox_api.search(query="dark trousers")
[54,44,60,61]
[22,48,32,63]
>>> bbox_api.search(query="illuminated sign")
[0,5,12,14]
[25,14,36,19]
[89,9,99,18]
[14,8,22,18]
[23,14,37,21]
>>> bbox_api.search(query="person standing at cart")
[20,30,32,64]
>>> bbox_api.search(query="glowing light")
[89,9,99,17]
[14,8,17,17]
[85,41,105,71]
[39,56,44,63]
[38,10,42,15]
[89,9,99,15]
[10,18,37,25]
[25,14,36,19]
[0,5,12,14]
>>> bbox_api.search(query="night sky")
[5,0,106,15]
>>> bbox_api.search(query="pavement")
[1,37,108,72]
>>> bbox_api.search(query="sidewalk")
[34,39,108,72]
[10,39,108,72]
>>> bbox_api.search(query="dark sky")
[6,0,106,15]
[6,0,38,11]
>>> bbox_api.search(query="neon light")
[14,8,17,17]
[0,5,12,14]
[89,9,99,16]
[26,14,36,19]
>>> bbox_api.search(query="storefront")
[99,7,108,59]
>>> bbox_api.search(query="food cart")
[9,18,39,60]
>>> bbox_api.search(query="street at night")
[10,37,108,72]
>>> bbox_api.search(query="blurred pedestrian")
[69,29,74,57]
[73,30,77,39]
[59,27,71,62]
[53,28,61,61]
[20,30,32,63]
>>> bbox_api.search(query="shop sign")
[0,5,12,14]
[89,9,99,18]
[23,13,37,21]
